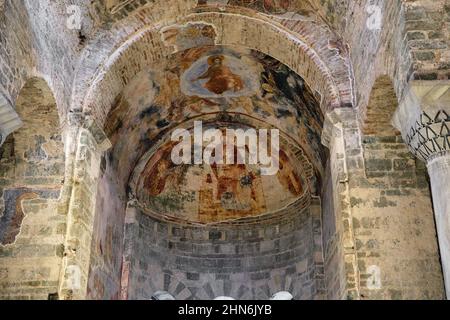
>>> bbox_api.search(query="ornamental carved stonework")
[405,110,450,162]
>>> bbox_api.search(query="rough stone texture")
[122,201,321,300]
[59,121,112,300]
[0,93,21,146]
[0,0,449,300]
[363,76,401,136]
[357,135,444,299]
[0,78,65,300]
[308,0,450,126]
[1,1,448,129]
[320,144,347,300]
[328,108,445,299]
[394,80,450,298]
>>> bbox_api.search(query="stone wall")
[85,156,126,300]
[1,1,448,128]
[312,0,450,129]
[122,200,322,300]
[0,0,83,119]
[0,0,449,301]
[363,76,401,136]
[0,0,34,101]
[0,78,65,300]
[355,135,444,299]
[54,118,113,300]
[405,1,450,81]
[332,108,445,299]
[321,161,347,300]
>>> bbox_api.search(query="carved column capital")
[394,81,450,162]
[405,110,450,162]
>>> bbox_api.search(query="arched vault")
[71,1,354,127]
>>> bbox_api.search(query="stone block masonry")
[350,134,445,299]
[1,0,449,301]
[0,78,65,300]
[122,200,322,300]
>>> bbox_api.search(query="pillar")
[58,114,111,300]
[327,104,444,299]
[394,80,450,298]
[428,155,450,298]
[322,108,360,299]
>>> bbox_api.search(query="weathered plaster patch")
[161,22,218,53]
[0,188,60,246]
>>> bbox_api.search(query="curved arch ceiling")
[131,116,314,224]
[84,0,341,225]
[92,0,323,24]
[72,2,353,127]
[104,45,327,224]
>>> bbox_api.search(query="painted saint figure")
[193,55,244,94]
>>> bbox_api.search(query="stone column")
[58,115,111,300]
[394,80,450,298]
[120,200,140,300]
[427,155,450,298]
[322,108,361,299]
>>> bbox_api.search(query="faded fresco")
[0,188,61,245]
[197,0,315,19]
[181,54,259,97]
[134,122,308,224]
[161,22,217,52]
[104,45,326,223]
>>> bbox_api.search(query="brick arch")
[362,75,400,137]
[71,4,354,127]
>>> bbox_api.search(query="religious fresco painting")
[2,0,449,302]
[132,120,310,224]
[0,188,60,245]
[101,45,327,225]
[105,46,326,188]
[181,54,259,97]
